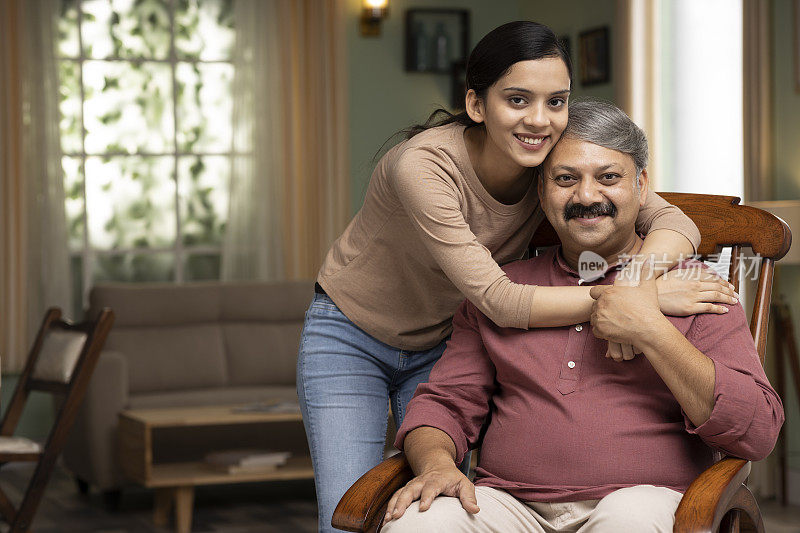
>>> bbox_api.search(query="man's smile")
[572,215,609,226]
[563,202,617,222]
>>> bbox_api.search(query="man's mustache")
[563,201,617,221]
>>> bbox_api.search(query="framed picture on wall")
[579,26,610,86]
[405,9,470,74]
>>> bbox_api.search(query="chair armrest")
[674,457,763,533]
[332,453,414,533]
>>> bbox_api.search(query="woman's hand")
[384,465,479,523]
[657,268,738,316]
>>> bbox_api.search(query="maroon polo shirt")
[395,246,783,502]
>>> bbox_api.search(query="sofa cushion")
[0,436,42,453]
[90,283,222,327]
[106,325,227,393]
[222,323,302,386]
[219,281,312,321]
[88,280,313,392]
[128,385,298,409]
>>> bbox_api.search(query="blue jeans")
[297,293,457,532]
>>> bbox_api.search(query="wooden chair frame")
[331,193,792,533]
[0,307,115,532]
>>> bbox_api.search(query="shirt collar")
[553,246,636,285]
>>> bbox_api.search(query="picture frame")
[578,26,610,86]
[405,9,470,74]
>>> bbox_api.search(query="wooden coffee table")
[118,405,313,533]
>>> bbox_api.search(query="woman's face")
[468,57,571,170]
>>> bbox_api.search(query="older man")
[381,101,783,532]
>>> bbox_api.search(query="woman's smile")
[513,133,550,151]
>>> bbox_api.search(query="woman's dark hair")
[404,21,572,139]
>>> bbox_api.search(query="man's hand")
[384,465,479,523]
[589,283,639,361]
[590,265,668,351]
[601,258,650,361]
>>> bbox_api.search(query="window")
[657,0,743,196]
[57,0,235,311]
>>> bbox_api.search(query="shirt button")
[575,324,583,332]
[567,361,576,369]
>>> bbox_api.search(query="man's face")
[539,136,648,256]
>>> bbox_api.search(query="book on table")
[204,449,291,473]
[231,400,301,414]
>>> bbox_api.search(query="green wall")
[346,0,523,212]
[773,0,800,473]
[774,0,800,201]
[0,375,55,440]
[518,0,616,104]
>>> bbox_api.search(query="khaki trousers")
[382,485,683,533]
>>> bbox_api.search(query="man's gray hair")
[563,100,649,176]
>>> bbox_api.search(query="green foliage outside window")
[57,0,234,297]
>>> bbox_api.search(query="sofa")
[61,280,314,491]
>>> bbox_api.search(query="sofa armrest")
[61,350,129,490]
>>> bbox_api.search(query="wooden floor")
[0,463,317,532]
[0,462,799,532]
[760,499,800,532]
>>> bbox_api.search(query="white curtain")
[616,0,774,498]
[741,0,776,500]
[614,0,662,185]
[222,0,350,281]
[743,0,773,203]
[222,0,286,281]
[0,0,72,371]
[614,0,743,195]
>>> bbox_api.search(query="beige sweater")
[318,123,700,351]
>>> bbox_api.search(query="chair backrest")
[0,307,115,441]
[529,193,792,363]
[0,309,114,531]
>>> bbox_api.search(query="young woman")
[297,21,735,532]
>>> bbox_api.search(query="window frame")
[58,0,235,311]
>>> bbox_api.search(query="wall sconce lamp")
[361,0,389,37]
